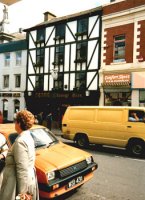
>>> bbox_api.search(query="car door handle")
[127,126,132,128]
[62,124,67,127]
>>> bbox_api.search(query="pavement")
[51,128,63,136]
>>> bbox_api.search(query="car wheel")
[127,140,145,157]
[76,134,89,148]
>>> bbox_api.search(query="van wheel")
[75,134,89,148]
[127,140,145,157]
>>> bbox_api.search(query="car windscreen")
[8,128,58,148]
[30,128,58,148]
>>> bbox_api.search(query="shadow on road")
[62,139,145,160]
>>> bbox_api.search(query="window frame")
[3,75,9,88]
[113,35,125,62]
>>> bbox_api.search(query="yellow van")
[62,106,145,157]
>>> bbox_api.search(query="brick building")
[99,0,145,106]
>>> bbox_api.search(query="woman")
[0,111,3,123]
[0,110,39,200]
[0,133,8,188]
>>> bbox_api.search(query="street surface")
[40,132,145,200]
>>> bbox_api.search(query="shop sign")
[35,92,83,98]
[104,74,130,83]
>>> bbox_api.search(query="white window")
[5,52,10,66]
[114,35,125,62]
[15,74,21,88]
[3,75,9,88]
[16,51,22,66]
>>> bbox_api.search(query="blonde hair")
[15,110,35,130]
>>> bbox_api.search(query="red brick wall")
[137,20,145,61]
[103,0,145,15]
[104,23,134,65]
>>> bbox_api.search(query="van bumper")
[39,162,98,199]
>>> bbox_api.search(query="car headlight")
[86,156,93,165]
[47,171,55,180]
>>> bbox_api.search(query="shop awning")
[102,81,130,87]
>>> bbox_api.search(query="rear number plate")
[67,176,83,189]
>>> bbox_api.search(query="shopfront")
[102,73,131,106]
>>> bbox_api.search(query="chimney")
[44,11,56,21]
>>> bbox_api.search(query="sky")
[0,0,110,33]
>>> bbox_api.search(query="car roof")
[0,123,44,137]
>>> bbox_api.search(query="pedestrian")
[0,111,3,123]
[0,110,39,200]
[46,112,52,130]
[0,133,8,189]
[37,112,43,125]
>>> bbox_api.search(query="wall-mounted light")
[51,68,58,80]
[85,90,90,96]
[28,91,32,96]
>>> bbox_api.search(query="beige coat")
[0,130,39,200]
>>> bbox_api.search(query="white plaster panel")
[89,16,99,38]
[88,40,98,70]
[29,31,36,49]
[44,75,48,91]
[28,76,35,91]
[50,47,55,71]
[66,21,77,43]
[70,44,76,71]
[49,75,53,90]
[28,57,35,74]
[87,72,98,90]
[46,26,55,45]
[70,73,75,91]
[44,48,49,73]
[65,45,70,71]
[64,73,69,90]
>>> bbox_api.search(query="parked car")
[0,124,98,199]
[62,106,145,157]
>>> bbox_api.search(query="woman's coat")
[0,130,39,200]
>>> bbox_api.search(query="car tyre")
[127,140,145,157]
[75,134,89,148]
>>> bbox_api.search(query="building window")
[5,53,10,66]
[55,24,65,40]
[114,35,125,62]
[75,72,86,91]
[16,51,22,66]
[54,73,63,90]
[75,42,87,63]
[76,18,88,36]
[54,45,64,65]
[15,74,21,88]
[35,75,43,91]
[37,28,45,43]
[3,75,9,88]
[36,48,44,66]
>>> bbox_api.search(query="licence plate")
[67,176,84,189]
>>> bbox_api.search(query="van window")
[97,109,123,123]
[128,110,144,122]
[68,109,95,121]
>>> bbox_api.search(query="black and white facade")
[24,7,102,123]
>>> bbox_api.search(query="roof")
[24,6,102,31]
[0,39,27,53]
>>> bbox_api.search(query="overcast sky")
[0,0,110,33]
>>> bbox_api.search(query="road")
[40,135,145,200]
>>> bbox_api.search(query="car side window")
[128,110,144,122]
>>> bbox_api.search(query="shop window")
[3,75,9,88]
[113,35,125,62]
[139,91,145,106]
[76,18,88,36]
[16,51,22,66]
[15,74,21,88]
[75,42,87,63]
[5,52,10,66]
[74,72,86,91]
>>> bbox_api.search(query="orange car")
[0,124,98,199]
